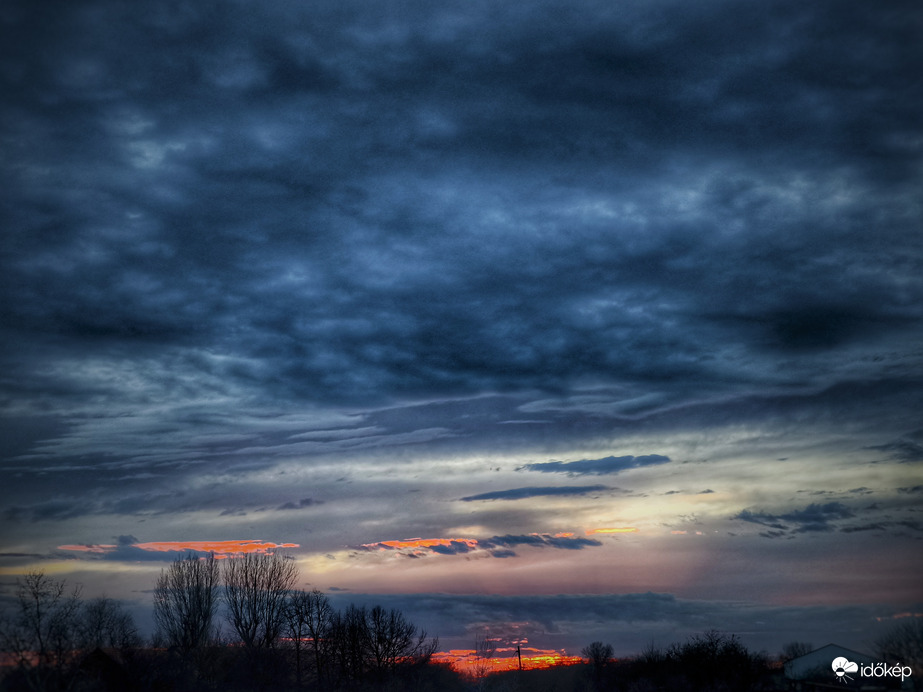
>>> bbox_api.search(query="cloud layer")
[0,0,921,657]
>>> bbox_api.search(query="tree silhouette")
[364,604,437,677]
[780,640,813,662]
[78,596,140,651]
[284,588,333,686]
[223,552,298,651]
[152,554,219,654]
[0,570,82,691]
[471,630,496,686]
[876,618,923,691]
[582,640,613,688]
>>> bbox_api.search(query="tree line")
[0,553,452,692]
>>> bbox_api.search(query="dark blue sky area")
[1,0,921,656]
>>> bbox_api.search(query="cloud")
[481,534,602,551]
[326,591,910,656]
[58,539,300,561]
[586,527,639,535]
[277,498,324,511]
[519,454,670,475]
[460,486,611,502]
[734,502,856,536]
[0,0,920,650]
[359,533,602,558]
[361,538,480,554]
[868,431,923,463]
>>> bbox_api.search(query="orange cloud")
[58,539,299,559]
[132,540,300,558]
[364,537,480,551]
[361,532,603,557]
[586,527,638,535]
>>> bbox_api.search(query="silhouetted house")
[784,643,900,690]
[75,648,132,692]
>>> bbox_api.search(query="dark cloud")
[358,533,603,559]
[459,486,610,502]
[734,502,855,535]
[277,498,323,511]
[519,454,670,475]
[868,432,923,463]
[0,0,920,420]
[429,541,474,556]
[480,534,602,551]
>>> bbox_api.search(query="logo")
[831,657,857,683]
[831,657,913,685]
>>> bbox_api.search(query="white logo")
[832,657,858,683]
[831,657,913,685]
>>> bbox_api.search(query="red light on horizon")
[432,648,585,674]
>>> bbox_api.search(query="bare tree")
[876,618,923,691]
[328,604,368,684]
[284,588,333,686]
[780,641,813,662]
[0,570,82,691]
[78,597,140,651]
[471,631,496,687]
[583,640,614,686]
[153,554,219,653]
[223,552,298,650]
[363,605,433,674]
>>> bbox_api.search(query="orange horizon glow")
[433,647,585,675]
[58,540,299,559]
[586,527,638,535]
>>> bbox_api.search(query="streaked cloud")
[520,455,670,475]
[359,533,602,559]
[734,502,856,535]
[459,486,611,502]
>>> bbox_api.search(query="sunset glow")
[432,648,585,675]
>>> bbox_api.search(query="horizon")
[1,0,922,664]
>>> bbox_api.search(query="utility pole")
[517,644,522,671]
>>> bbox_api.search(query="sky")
[1,0,922,661]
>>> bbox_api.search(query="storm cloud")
[459,486,612,502]
[520,455,670,475]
